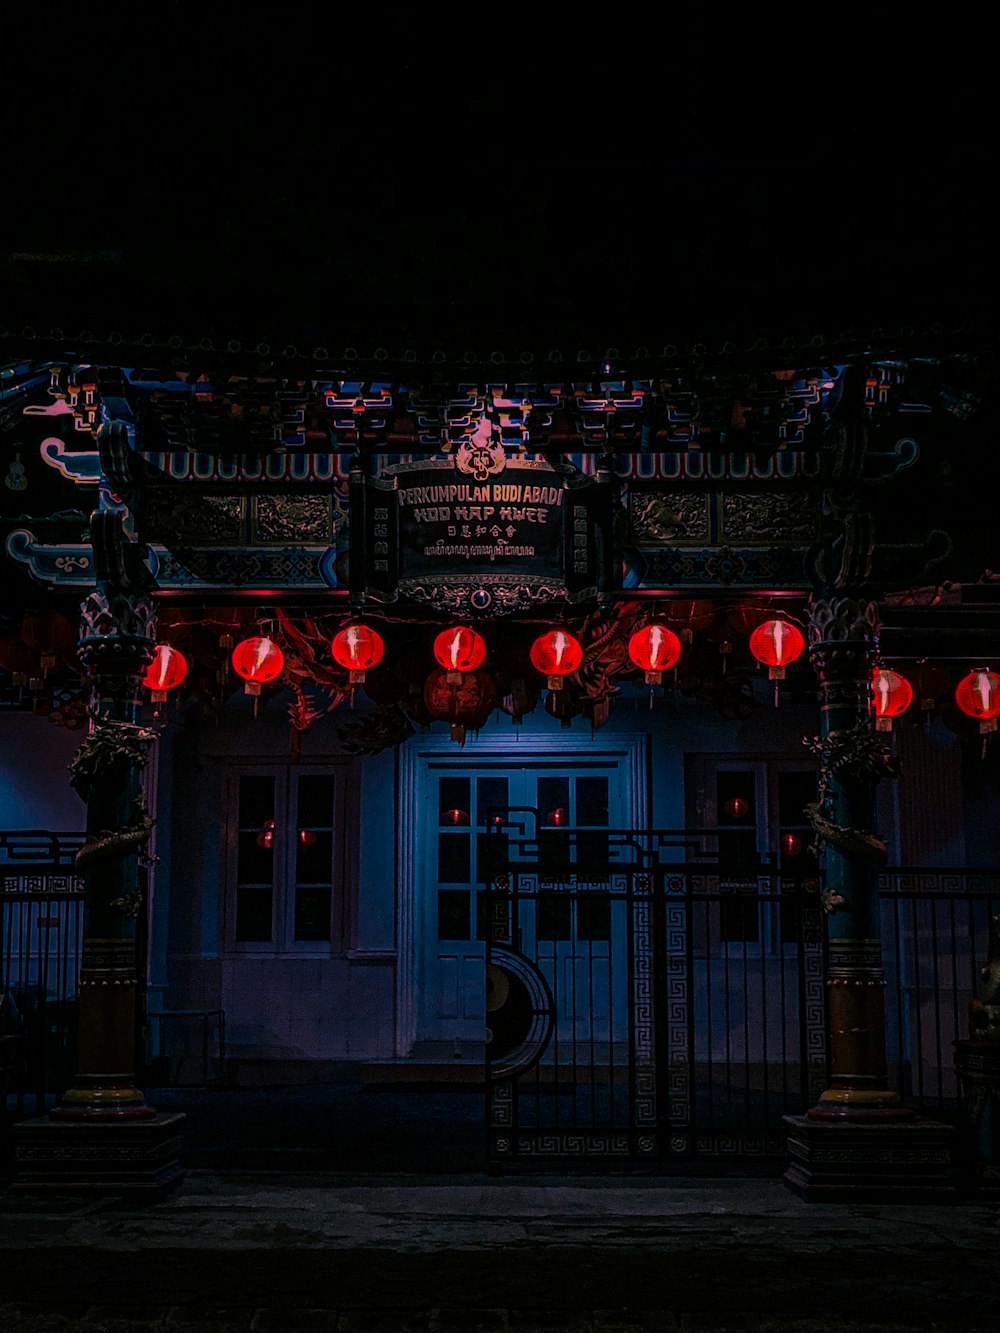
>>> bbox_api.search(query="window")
[225,764,352,952]
[688,755,818,952]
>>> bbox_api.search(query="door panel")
[416,754,632,1053]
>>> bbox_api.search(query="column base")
[11,1111,185,1199]
[954,1039,1000,1198]
[783,1113,957,1201]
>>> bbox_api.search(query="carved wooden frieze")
[143,492,245,545]
[254,494,332,545]
[720,492,820,546]
[628,492,710,545]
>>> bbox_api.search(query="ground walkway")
[1,1172,998,1332]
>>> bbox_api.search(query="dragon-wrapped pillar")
[52,575,157,1119]
[13,509,184,1194]
[784,595,954,1198]
[805,595,904,1118]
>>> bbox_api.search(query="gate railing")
[1,831,86,1118]
[879,868,1000,1120]
[484,819,999,1167]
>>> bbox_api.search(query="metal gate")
[485,820,828,1167]
[1,831,85,1118]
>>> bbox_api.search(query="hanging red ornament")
[749,618,806,707]
[21,610,77,675]
[331,624,385,684]
[748,619,806,674]
[955,668,1000,735]
[627,623,682,685]
[664,599,715,645]
[433,626,487,683]
[142,644,188,702]
[423,665,496,744]
[231,636,285,697]
[871,667,913,732]
[529,629,583,691]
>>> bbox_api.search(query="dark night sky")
[2,12,995,347]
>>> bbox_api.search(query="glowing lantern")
[142,645,188,703]
[872,667,913,732]
[723,796,750,820]
[749,619,806,676]
[529,629,583,691]
[231,635,285,697]
[627,623,682,685]
[433,626,487,683]
[955,668,1000,735]
[256,819,275,850]
[331,624,385,684]
[749,619,806,707]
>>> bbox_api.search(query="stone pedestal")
[954,1039,1000,1197]
[11,1111,185,1198]
[784,1114,956,1201]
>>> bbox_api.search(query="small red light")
[442,808,470,825]
[782,832,803,858]
[298,828,318,846]
[723,796,750,820]
[256,819,275,850]
[545,807,567,826]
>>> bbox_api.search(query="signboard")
[361,454,604,613]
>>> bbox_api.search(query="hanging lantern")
[529,629,583,691]
[664,598,715,644]
[331,624,385,684]
[749,618,806,707]
[231,635,285,697]
[21,610,77,675]
[423,666,496,744]
[627,623,682,685]
[748,619,806,675]
[871,667,913,732]
[955,668,1000,735]
[433,626,486,684]
[142,644,188,703]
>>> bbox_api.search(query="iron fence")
[1,832,86,1119]
[485,818,999,1167]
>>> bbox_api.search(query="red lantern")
[142,644,188,702]
[955,668,1000,735]
[871,667,913,732]
[423,666,497,744]
[231,635,285,697]
[331,624,385,684]
[529,629,583,691]
[748,619,806,678]
[628,623,682,685]
[433,626,486,683]
[664,599,715,643]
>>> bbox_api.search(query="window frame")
[222,759,356,957]
[686,753,819,957]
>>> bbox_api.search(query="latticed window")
[225,765,352,951]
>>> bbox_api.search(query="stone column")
[50,583,158,1120]
[805,595,907,1120]
[784,595,955,1198]
[13,511,185,1194]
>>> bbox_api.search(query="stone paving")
[1,1173,998,1331]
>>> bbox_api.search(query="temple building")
[2,316,999,1196]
